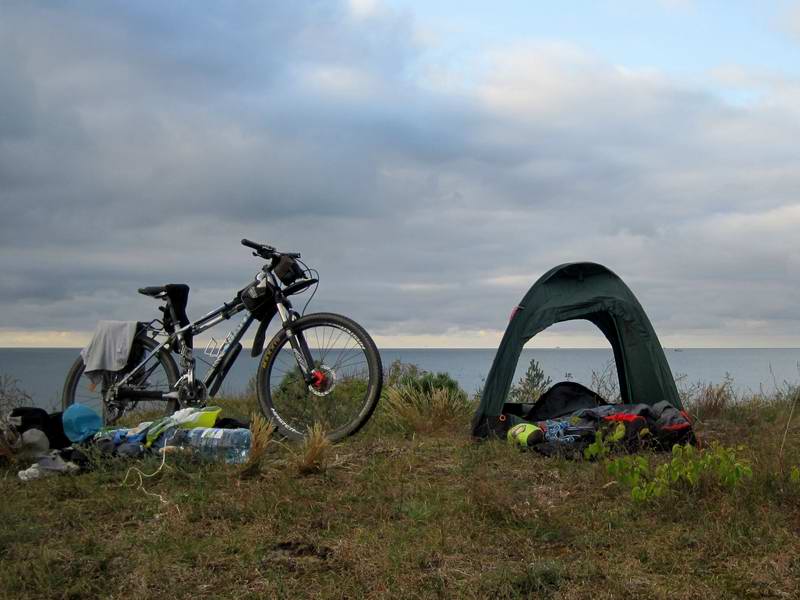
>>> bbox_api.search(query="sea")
[1,347,798,411]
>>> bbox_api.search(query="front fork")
[276,301,316,385]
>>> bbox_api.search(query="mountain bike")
[62,239,383,441]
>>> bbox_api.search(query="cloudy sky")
[1,0,799,348]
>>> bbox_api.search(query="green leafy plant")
[790,466,800,485]
[606,443,753,502]
[583,422,626,460]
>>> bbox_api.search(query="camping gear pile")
[473,262,695,454]
[503,381,694,457]
[1,404,252,481]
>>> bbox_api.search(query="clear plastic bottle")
[167,428,251,464]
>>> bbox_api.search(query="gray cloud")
[1,1,799,347]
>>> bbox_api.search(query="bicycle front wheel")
[256,313,383,442]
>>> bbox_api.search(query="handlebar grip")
[241,238,261,250]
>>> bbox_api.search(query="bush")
[385,360,465,400]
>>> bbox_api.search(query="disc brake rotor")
[309,365,336,397]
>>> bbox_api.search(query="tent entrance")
[517,318,623,403]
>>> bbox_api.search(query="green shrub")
[384,359,426,389]
[385,360,465,400]
[508,358,552,403]
[607,442,753,502]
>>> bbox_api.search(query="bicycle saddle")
[138,283,189,298]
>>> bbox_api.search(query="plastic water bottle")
[168,428,251,464]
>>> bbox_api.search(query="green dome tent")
[472,262,682,438]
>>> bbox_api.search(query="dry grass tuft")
[0,423,19,463]
[0,375,27,464]
[590,361,621,403]
[0,374,30,413]
[687,375,736,421]
[292,422,332,475]
[384,385,474,435]
[238,412,274,479]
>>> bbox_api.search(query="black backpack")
[9,407,72,449]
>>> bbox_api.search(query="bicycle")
[62,239,383,441]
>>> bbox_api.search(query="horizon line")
[1,346,799,351]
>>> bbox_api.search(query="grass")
[382,384,474,436]
[292,422,332,475]
[2,373,800,598]
[238,413,274,479]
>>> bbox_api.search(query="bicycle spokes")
[265,322,374,435]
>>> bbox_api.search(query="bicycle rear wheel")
[256,312,382,442]
[62,335,179,426]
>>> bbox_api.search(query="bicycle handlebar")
[241,238,300,259]
[241,238,273,252]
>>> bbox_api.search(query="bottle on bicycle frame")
[62,239,383,442]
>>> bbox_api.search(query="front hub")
[309,365,335,396]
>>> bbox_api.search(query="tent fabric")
[509,382,609,423]
[472,262,682,438]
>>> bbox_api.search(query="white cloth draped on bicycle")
[80,321,139,385]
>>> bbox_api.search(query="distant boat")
[673,348,683,352]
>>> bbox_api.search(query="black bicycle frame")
[115,267,316,403]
